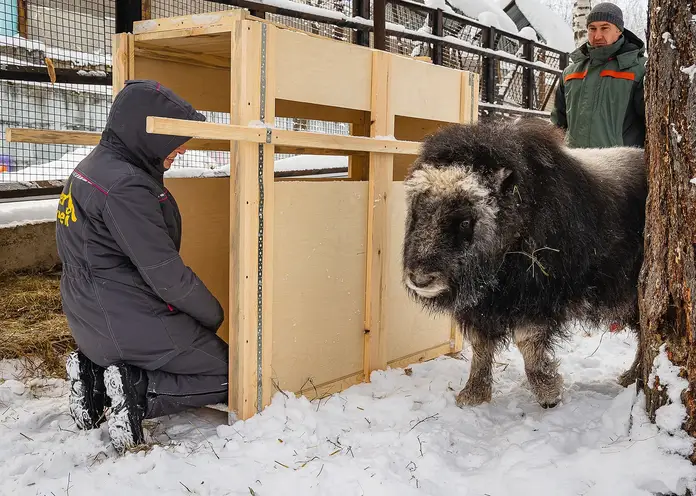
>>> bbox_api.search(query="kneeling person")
[57,80,228,454]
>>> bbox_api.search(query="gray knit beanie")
[586,2,624,31]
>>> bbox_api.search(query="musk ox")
[401,118,646,408]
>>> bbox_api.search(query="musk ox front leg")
[456,329,497,407]
[513,325,563,408]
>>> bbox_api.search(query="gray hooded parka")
[56,80,225,372]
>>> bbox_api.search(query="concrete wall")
[0,221,59,275]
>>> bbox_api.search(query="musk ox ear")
[492,167,515,193]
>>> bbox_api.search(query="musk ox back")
[402,118,646,408]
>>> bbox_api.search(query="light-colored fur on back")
[564,146,646,197]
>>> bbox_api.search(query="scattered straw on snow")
[0,270,74,379]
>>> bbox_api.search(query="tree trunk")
[639,0,696,462]
[572,0,592,47]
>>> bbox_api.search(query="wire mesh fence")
[0,0,568,191]
[0,0,112,183]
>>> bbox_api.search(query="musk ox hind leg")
[513,325,564,408]
[456,329,499,407]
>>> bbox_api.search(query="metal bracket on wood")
[256,22,268,414]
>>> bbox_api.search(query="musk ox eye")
[457,217,475,243]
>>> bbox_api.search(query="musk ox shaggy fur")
[401,118,646,408]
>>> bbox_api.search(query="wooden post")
[363,50,394,380]
[111,33,132,99]
[17,0,28,38]
[348,112,370,180]
[142,0,151,20]
[229,19,276,421]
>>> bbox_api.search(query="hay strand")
[0,269,75,378]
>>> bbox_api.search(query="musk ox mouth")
[404,270,449,298]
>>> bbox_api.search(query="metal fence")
[0,0,569,197]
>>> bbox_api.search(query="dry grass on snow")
[0,268,74,379]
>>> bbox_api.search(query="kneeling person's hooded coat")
[56,80,224,370]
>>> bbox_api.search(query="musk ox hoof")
[527,371,563,409]
[455,381,492,407]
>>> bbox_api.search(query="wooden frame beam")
[145,117,421,155]
[3,128,360,157]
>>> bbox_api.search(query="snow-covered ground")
[2,326,695,495]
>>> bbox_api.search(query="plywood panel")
[385,182,451,362]
[271,181,368,393]
[391,55,461,123]
[162,177,231,342]
[275,28,372,111]
[393,116,455,180]
[133,56,230,113]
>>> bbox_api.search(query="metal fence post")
[115,0,143,33]
[483,26,497,105]
[432,8,443,65]
[353,0,370,46]
[523,40,534,110]
[373,0,386,51]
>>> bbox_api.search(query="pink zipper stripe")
[73,170,109,196]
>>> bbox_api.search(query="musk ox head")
[401,118,562,312]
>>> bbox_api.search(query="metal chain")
[256,23,268,413]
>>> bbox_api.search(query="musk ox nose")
[409,271,436,288]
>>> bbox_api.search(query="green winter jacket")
[550,29,647,149]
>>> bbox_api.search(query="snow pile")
[0,152,348,227]
[646,344,693,457]
[518,26,539,41]
[0,34,109,67]
[429,0,519,34]
[513,0,575,53]
[0,198,58,228]
[275,154,347,173]
[681,65,696,83]
[0,147,94,183]
[1,146,348,183]
[1,326,696,494]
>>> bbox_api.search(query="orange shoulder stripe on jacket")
[599,70,636,81]
[564,70,587,82]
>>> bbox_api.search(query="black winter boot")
[103,363,148,454]
[66,350,109,430]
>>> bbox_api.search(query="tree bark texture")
[572,0,591,46]
[639,0,696,460]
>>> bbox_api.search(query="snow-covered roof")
[500,0,575,53]
[425,0,520,34]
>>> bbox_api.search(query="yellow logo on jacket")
[57,182,78,227]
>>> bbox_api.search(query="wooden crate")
[116,9,481,422]
[7,8,480,423]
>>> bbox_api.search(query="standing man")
[550,3,647,148]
